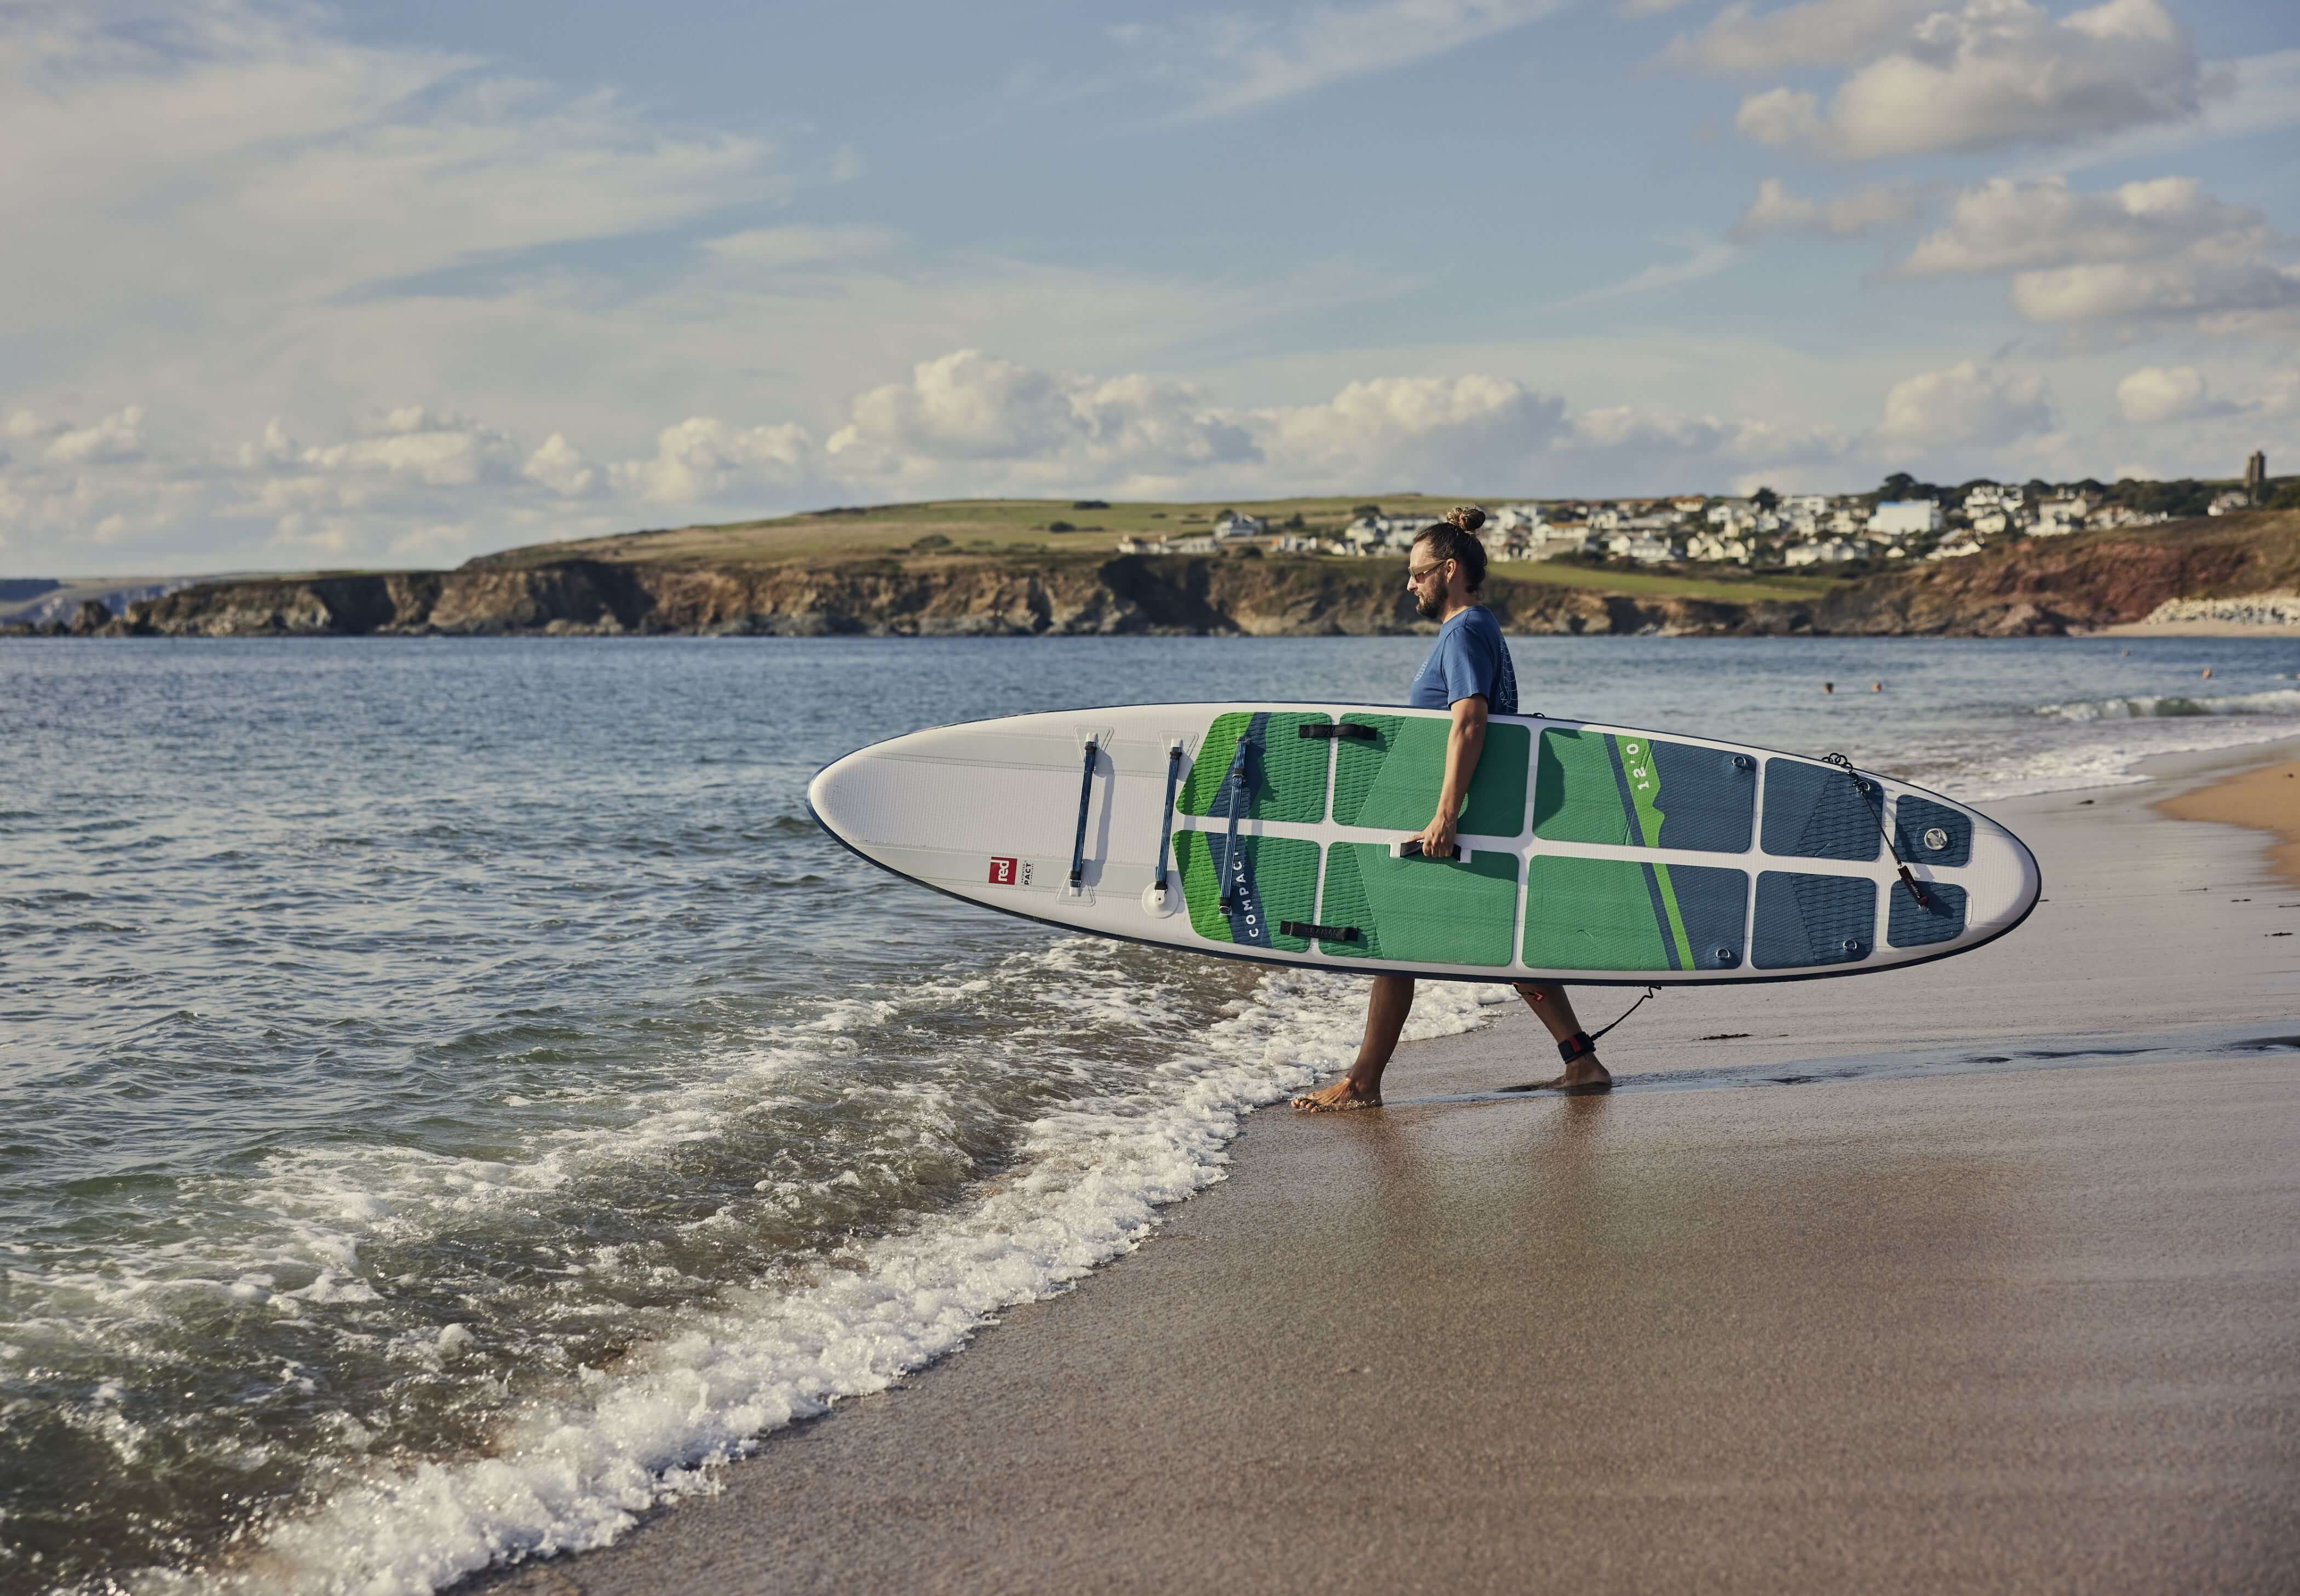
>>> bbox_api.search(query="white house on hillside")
[1785,538,1873,566]
[1870,500,1943,537]
[2034,496,2089,535]
[1211,512,1264,540]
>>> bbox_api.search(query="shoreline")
[473,737,2300,1596]
[2153,758,2300,889]
[2083,620,2300,638]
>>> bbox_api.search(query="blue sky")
[3,0,2296,574]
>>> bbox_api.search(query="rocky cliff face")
[111,555,1792,638]
[64,510,2293,640]
[1817,510,2300,635]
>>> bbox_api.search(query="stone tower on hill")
[2244,450,2266,502]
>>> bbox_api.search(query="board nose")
[807,748,873,846]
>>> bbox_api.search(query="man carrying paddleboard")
[1291,506,1613,1111]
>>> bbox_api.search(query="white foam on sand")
[144,959,1508,1596]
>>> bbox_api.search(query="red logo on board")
[988,857,1019,885]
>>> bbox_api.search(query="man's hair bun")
[1415,506,1491,592]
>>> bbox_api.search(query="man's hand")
[1417,693,1486,860]
[1416,808,1458,860]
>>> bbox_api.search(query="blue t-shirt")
[1409,605,1517,716]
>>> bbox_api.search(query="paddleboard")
[807,704,2040,984]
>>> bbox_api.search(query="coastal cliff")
[113,554,1783,638]
[1814,509,2300,635]
[39,508,2299,639]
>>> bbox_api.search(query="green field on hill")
[479,495,1846,605]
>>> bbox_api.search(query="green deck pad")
[1177,712,1332,823]
[1521,854,1746,971]
[1532,729,1634,845]
[1532,729,1756,851]
[1171,830,1319,953]
[1316,842,1520,965]
[1330,715,1530,837]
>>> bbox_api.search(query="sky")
[2,0,2296,576]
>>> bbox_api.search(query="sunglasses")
[1407,559,1451,582]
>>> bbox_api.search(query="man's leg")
[1511,981,1613,1092]
[1290,974,1414,1111]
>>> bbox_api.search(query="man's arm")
[1417,693,1487,857]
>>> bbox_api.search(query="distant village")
[1110,452,2273,574]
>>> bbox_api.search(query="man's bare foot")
[1290,1076,1382,1112]
[1497,1058,1613,1096]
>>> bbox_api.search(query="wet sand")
[484,739,2300,1596]
[2155,760,2300,890]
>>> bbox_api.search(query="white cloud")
[292,409,518,488]
[1733,178,1926,240]
[821,358,1856,496]
[1565,405,1849,473]
[16,346,2285,575]
[1666,0,1934,73]
[1118,0,1565,119]
[1888,176,2300,337]
[1898,176,2259,275]
[1874,361,2055,449]
[1254,374,1563,484]
[0,2,786,347]
[825,350,1256,488]
[2114,365,2216,425]
[610,418,816,504]
[523,434,600,497]
[1735,0,2204,160]
[2010,258,2300,328]
[45,405,148,465]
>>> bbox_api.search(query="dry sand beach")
[484,740,2300,1596]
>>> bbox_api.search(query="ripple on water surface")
[2,634,2296,1594]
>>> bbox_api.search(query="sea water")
[4,633,2296,1594]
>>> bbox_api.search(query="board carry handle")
[1281,920,1360,943]
[1068,740,1099,889]
[1390,838,1461,861]
[1297,722,1378,741]
[1216,739,1252,911]
[1151,744,1185,899]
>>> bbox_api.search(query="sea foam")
[141,954,1505,1596]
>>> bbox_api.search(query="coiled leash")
[1822,751,1930,908]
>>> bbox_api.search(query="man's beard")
[1415,589,1444,620]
